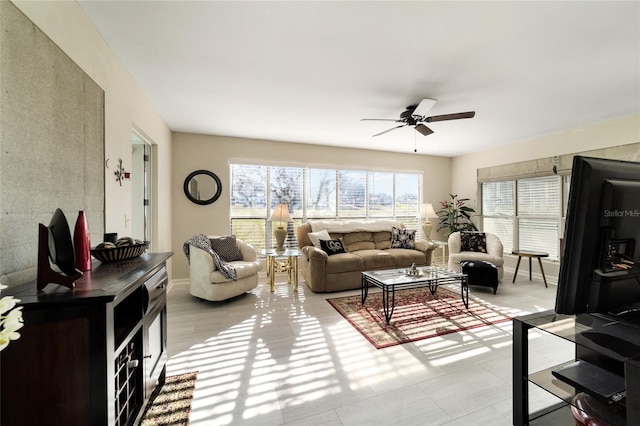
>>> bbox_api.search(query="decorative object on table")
[420,203,438,241]
[140,371,198,425]
[183,170,222,205]
[114,158,127,186]
[0,283,24,352]
[269,204,292,253]
[405,263,421,276]
[37,208,83,290]
[103,232,118,243]
[73,211,92,271]
[327,287,520,349]
[436,194,478,236]
[91,237,149,263]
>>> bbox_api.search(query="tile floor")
[166,272,574,425]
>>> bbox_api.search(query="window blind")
[230,164,422,249]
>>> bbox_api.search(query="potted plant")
[436,194,478,236]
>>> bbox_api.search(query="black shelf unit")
[513,310,640,425]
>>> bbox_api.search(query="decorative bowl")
[91,241,149,263]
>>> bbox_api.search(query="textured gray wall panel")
[1,2,105,287]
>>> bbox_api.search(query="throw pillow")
[460,232,487,253]
[209,235,243,262]
[308,229,331,248]
[320,239,346,255]
[390,227,416,249]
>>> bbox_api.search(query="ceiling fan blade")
[415,124,434,136]
[425,111,476,122]
[361,118,400,122]
[373,124,406,137]
[411,98,437,119]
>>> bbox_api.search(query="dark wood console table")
[0,252,173,426]
[513,310,640,425]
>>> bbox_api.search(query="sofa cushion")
[308,229,331,248]
[342,231,375,251]
[209,235,243,262]
[461,232,487,253]
[386,248,427,268]
[373,231,392,249]
[352,249,395,270]
[325,253,364,274]
[210,260,261,283]
[391,227,416,249]
[320,239,347,255]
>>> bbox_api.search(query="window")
[306,168,337,218]
[230,164,268,249]
[338,170,366,218]
[517,176,560,257]
[482,181,514,254]
[230,163,422,249]
[481,175,562,260]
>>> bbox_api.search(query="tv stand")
[607,302,640,326]
[513,310,640,425]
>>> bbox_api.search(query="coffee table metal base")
[361,268,469,324]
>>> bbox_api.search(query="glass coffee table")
[361,266,469,324]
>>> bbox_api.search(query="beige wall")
[450,114,640,281]
[13,1,174,274]
[172,133,451,279]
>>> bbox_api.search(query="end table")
[260,248,302,292]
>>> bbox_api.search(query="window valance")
[477,141,640,183]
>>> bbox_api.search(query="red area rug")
[327,287,520,349]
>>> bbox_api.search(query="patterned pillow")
[308,229,331,248]
[320,239,347,256]
[390,227,416,249]
[460,232,487,253]
[209,235,243,262]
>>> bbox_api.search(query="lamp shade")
[269,204,292,223]
[421,203,437,219]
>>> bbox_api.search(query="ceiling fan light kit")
[362,98,475,138]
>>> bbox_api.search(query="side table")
[260,248,301,292]
[512,250,549,287]
[431,240,448,268]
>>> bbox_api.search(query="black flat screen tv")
[555,156,640,321]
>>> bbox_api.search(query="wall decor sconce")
[114,158,128,186]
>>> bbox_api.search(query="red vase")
[74,210,92,271]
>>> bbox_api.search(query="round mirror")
[183,170,222,205]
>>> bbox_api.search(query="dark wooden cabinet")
[1,252,173,426]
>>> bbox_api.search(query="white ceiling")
[77,1,640,157]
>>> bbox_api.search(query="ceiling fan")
[361,98,475,137]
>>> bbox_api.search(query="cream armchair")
[448,231,504,279]
[189,236,262,301]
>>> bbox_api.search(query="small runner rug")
[327,287,520,349]
[141,371,198,425]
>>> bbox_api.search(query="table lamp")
[421,203,438,241]
[269,204,292,252]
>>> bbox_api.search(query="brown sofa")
[297,221,436,292]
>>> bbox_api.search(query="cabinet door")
[144,301,167,399]
[1,304,108,426]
